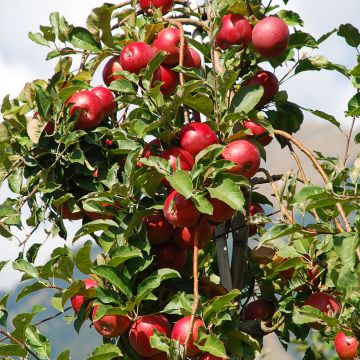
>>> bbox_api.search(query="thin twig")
[165,17,207,29]
[343,116,356,165]
[35,307,71,326]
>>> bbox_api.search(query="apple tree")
[0,0,359,359]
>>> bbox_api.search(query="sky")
[0,0,359,289]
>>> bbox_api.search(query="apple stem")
[182,220,200,359]
[274,129,351,232]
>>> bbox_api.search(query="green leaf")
[301,107,340,127]
[293,185,324,204]
[196,333,228,358]
[69,27,101,52]
[162,292,193,315]
[107,246,143,267]
[347,93,360,116]
[142,51,168,89]
[183,94,214,117]
[207,178,244,211]
[333,233,359,271]
[13,259,38,279]
[304,347,317,360]
[26,116,45,144]
[56,349,71,360]
[231,85,264,114]
[293,305,339,326]
[73,219,118,242]
[92,265,132,299]
[337,23,360,48]
[295,56,348,77]
[192,194,213,215]
[87,343,122,360]
[109,79,137,94]
[75,241,93,275]
[0,344,27,357]
[25,324,51,359]
[288,31,317,49]
[16,282,47,302]
[165,170,193,199]
[260,224,302,244]
[277,10,303,26]
[28,32,50,47]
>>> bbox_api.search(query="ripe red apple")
[152,65,179,96]
[243,298,277,321]
[163,191,200,227]
[160,147,194,172]
[70,278,97,314]
[173,217,214,250]
[248,202,265,236]
[44,121,55,135]
[304,292,341,328]
[120,42,158,74]
[184,48,202,69]
[139,0,174,14]
[178,122,218,157]
[205,197,236,223]
[91,86,116,118]
[152,242,188,271]
[129,314,171,357]
[146,353,168,360]
[58,203,84,221]
[171,316,204,357]
[252,16,289,58]
[216,14,252,50]
[137,138,162,167]
[153,28,186,65]
[244,120,272,147]
[243,70,279,107]
[143,213,173,244]
[334,331,359,360]
[221,140,260,179]
[200,354,226,360]
[102,56,123,86]
[66,90,105,130]
[92,306,131,338]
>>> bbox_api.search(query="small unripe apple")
[171,316,204,357]
[184,48,202,69]
[153,28,186,65]
[120,42,158,74]
[91,86,116,118]
[244,120,272,147]
[252,16,289,58]
[248,202,265,236]
[139,0,174,14]
[221,140,260,179]
[128,314,171,357]
[304,292,341,329]
[102,56,123,86]
[70,278,97,314]
[174,217,214,249]
[152,242,188,271]
[163,191,200,227]
[152,65,179,96]
[58,203,84,221]
[178,122,218,157]
[216,14,252,50]
[205,197,236,224]
[243,70,279,107]
[66,90,105,130]
[92,306,131,338]
[160,147,194,172]
[243,298,277,321]
[334,331,359,360]
[143,213,173,244]
[200,354,226,360]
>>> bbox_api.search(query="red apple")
[171,316,204,357]
[244,120,272,146]
[152,65,179,96]
[137,138,162,167]
[91,86,116,118]
[248,203,265,236]
[334,331,359,360]
[129,314,171,357]
[243,298,277,321]
[70,278,97,314]
[143,213,173,244]
[216,14,252,50]
[139,0,174,14]
[184,48,202,69]
[163,191,200,227]
[205,197,236,223]
[92,306,131,338]
[160,147,194,172]
[120,42,158,74]
[44,121,55,135]
[102,56,123,86]
[200,354,226,360]
[221,140,260,179]
[173,217,214,250]
[252,16,289,58]
[243,70,279,107]
[178,122,218,157]
[153,28,186,65]
[304,292,341,328]
[66,90,105,130]
[146,353,168,360]
[152,242,188,271]
[58,203,84,221]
